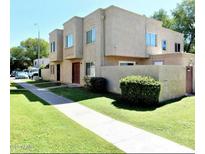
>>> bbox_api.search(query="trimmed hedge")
[84,77,107,92]
[120,75,161,106]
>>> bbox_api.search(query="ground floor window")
[119,61,136,66]
[175,43,181,52]
[162,40,167,51]
[153,61,164,65]
[85,62,95,77]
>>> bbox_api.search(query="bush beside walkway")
[51,87,195,149]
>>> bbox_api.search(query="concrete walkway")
[15,80,194,153]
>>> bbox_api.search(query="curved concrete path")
[15,80,194,153]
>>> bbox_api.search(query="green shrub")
[84,76,92,89]
[120,75,161,106]
[84,76,107,93]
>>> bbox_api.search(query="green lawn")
[10,82,24,89]
[10,90,122,153]
[51,87,195,149]
[23,79,50,84]
[35,82,65,88]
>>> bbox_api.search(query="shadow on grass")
[50,87,103,102]
[36,82,65,88]
[10,82,24,89]
[111,96,186,111]
[10,90,50,105]
[51,87,186,111]
[26,79,50,84]
[11,86,187,110]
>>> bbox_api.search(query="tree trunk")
[187,33,195,53]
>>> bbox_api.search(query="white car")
[15,72,29,79]
[28,68,39,79]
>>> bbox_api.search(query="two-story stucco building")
[48,5,194,86]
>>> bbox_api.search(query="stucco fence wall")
[100,65,186,102]
[41,69,50,80]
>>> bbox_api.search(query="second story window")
[86,27,96,44]
[50,41,55,52]
[162,40,167,51]
[175,43,181,52]
[146,33,157,47]
[65,34,74,48]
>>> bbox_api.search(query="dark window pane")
[175,43,177,52]
[53,42,55,52]
[50,43,52,52]
[86,63,91,75]
[178,44,180,52]
[86,30,92,44]
[162,40,166,50]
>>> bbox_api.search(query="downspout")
[144,16,148,57]
[99,9,105,77]
[102,10,105,66]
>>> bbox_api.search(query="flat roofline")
[63,16,83,26]
[161,27,184,36]
[105,55,150,59]
[49,29,63,35]
[150,52,195,57]
[83,8,103,18]
[105,5,162,25]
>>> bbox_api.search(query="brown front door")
[72,62,80,84]
[186,66,193,94]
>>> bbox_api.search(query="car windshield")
[18,72,25,75]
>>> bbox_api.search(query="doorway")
[72,62,80,84]
[57,64,60,81]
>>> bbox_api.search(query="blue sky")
[10,0,182,47]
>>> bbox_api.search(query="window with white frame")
[146,33,157,47]
[85,62,95,77]
[50,41,56,52]
[65,34,74,48]
[86,27,96,44]
[153,61,164,65]
[119,61,136,66]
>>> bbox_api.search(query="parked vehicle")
[15,71,29,79]
[10,71,17,77]
[28,68,39,79]
[23,69,29,75]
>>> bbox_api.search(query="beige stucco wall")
[158,66,186,101]
[49,29,63,62]
[103,53,195,66]
[146,21,184,55]
[47,5,187,90]
[105,6,147,58]
[104,6,184,57]
[48,62,62,81]
[63,17,83,59]
[61,60,84,85]
[83,9,105,77]
[104,56,147,66]
[144,53,195,66]
[41,69,50,80]
[101,65,187,102]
